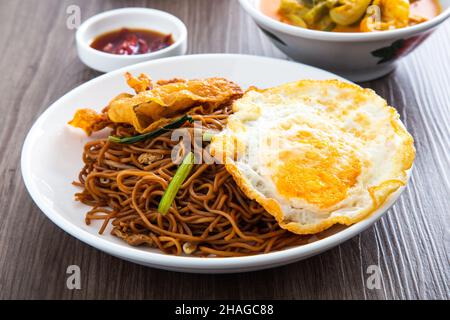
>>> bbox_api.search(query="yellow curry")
[260,0,441,32]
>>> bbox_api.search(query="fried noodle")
[74,103,307,257]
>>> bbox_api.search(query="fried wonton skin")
[68,73,243,135]
[125,72,152,93]
[107,77,242,133]
[68,109,109,135]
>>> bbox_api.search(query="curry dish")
[260,0,441,32]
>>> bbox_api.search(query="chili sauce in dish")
[91,28,174,55]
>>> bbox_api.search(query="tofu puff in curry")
[260,0,442,32]
[69,73,415,256]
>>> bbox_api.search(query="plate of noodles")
[21,54,414,273]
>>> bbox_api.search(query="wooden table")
[0,0,449,300]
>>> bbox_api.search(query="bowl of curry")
[239,0,450,81]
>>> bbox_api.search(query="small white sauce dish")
[76,8,188,72]
[239,0,450,82]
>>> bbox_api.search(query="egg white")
[211,80,415,234]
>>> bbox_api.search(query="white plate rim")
[21,54,407,272]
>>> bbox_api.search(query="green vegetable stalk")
[157,152,195,215]
[108,115,193,144]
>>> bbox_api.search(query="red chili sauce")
[90,28,174,55]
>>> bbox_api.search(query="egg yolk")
[273,131,361,209]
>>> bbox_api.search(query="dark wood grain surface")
[0,0,449,300]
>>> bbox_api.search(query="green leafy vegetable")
[157,152,195,215]
[108,115,193,144]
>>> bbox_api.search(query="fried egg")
[210,80,415,235]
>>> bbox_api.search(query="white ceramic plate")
[21,54,406,273]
